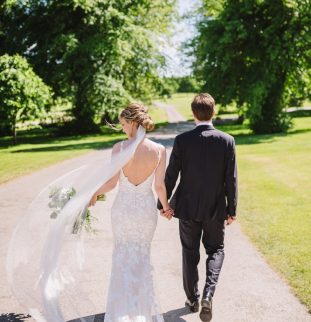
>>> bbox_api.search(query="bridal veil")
[6,126,146,322]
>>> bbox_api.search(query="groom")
[158,93,237,322]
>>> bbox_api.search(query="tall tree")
[0,54,52,144]
[191,0,310,133]
[0,0,176,132]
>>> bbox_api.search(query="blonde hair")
[119,103,154,131]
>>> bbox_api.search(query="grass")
[148,104,169,128]
[1,95,310,310]
[165,93,240,120]
[0,105,168,184]
[0,128,126,184]
[165,93,311,308]
[216,117,311,311]
[165,93,196,120]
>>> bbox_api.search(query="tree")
[0,54,52,144]
[0,0,176,132]
[191,0,311,133]
[175,76,203,93]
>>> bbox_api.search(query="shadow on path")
[66,307,192,322]
[67,313,105,322]
[0,314,30,322]
[163,307,192,322]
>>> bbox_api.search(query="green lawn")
[1,98,310,310]
[0,105,168,184]
[216,117,311,311]
[168,91,311,309]
[165,93,240,120]
[148,104,169,126]
[165,93,196,120]
[0,128,126,184]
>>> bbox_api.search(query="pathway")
[0,103,310,322]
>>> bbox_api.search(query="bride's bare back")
[119,138,162,186]
[90,136,169,213]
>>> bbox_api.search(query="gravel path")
[153,101,186,123]
[285,106,311,112]
[0,103,310,321]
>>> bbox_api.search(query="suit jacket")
[158,124,238,222]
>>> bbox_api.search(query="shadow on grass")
[11,139,121,153]
[150,120,311,148]
[8,122,168,153]
[2,119,311,152]
[214,120,311,146]
[154,121,169,129]
[0,313,30,322]
[233,127,311,145]
[0,126,123,149]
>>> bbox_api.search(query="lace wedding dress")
[104,142,164,322]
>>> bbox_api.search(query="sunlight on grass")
[0,105,167,184]
[165,93,241,120]
[0,132,126,184]
[148,104,168,127]
[1,104,310,310]
[230,117,311,310]
[165,93,195,120]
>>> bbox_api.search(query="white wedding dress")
[104,141,164,322]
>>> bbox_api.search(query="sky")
[160,0,200,77]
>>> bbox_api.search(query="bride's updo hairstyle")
[120,103,155,131]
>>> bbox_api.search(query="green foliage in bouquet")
[48,185,105,234]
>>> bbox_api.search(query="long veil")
[6,126,146,322]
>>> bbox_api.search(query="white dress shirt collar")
[196,120,213,127]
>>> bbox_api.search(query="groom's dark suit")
[158,124,237,302]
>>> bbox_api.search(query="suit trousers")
[179,218,225,302]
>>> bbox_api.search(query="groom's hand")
[160,208,174,220]
[226,215,236,225]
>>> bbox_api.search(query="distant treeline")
[161,76,203,96]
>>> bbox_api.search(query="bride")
[88,103,173,322]
[6,102,173,322]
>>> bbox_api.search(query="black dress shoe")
[185,298,199,312]
[199,298,212,322]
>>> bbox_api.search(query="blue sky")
[160,0,200,77]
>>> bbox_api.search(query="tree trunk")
[71,83,99,134]
[12,122,17,145]
[251,76,288,134]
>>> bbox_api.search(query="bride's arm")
[154,146,171,214]
[88,143,121,207]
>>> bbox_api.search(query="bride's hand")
[88,193,98,207]
[160,208,174,220]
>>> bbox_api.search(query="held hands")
[88,192,106,207]
[160,207,174,220]
[226,215,236,225]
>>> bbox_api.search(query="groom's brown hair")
[191,93,215,121]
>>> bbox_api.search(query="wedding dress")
[7,126,164,322]
[104,141,164,322]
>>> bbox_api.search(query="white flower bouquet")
[48,186,105,234]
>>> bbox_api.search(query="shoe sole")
[199,303,212,322]
[199,308,212,321]
[185,302,199,313]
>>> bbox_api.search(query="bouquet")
[48,186,105,234]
